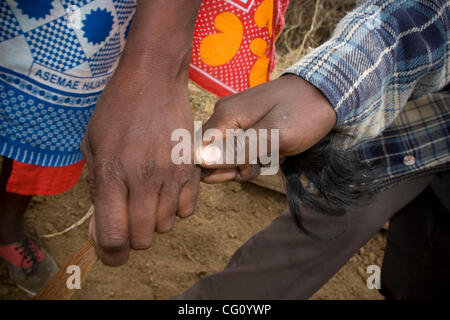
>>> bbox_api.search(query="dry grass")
[274,0,355,74]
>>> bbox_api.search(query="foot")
[0,236,58,296]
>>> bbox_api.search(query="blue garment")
[0,0,136,166]
[284,0,450,189]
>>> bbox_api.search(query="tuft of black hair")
[280,132,381,239]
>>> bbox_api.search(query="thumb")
[196,127,261,169]
[196,89,277,170]
[196,125,279,174]
[195,100,241,168]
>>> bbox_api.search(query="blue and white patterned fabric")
[284,0,450,189]
[0,0,136,166]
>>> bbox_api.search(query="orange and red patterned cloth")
[4,0,289,196]
[190,0,289,96]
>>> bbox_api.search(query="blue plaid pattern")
[358,92,450,189]
[284,0,450,188]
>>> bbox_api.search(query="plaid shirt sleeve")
[283,0,449,149]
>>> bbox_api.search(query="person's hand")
[197,74,336,183]
[82,77,200,266]
[78,0,203,267]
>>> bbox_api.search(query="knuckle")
[138,160,157,182]
[134,161,164,191]
[213,99,234,118]
[212,100,243,129]
[94,159,126,184]
[119,157,161,185]
[214,98,226,112]
[174,165,193,183]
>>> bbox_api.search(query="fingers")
[196,128,262,169]
[203,83,276,133]
[92,169,130,266]
[197,84,277,172]
[154,182,179,233]
[83,139,130,266]
[197,84,274,168]
[197,125,279,178]
[90,165,199,263]
[201,164,261,184]
[201,168,238,184]
[177,167,201,217]
[235,164,261,181]
[127,184,159,249]
[83,133,201,266]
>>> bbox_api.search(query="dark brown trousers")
[177,171,450,299]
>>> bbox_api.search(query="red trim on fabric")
[5,160,85,196]
[189,67,235,98]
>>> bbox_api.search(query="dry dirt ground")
[0,0,388,300]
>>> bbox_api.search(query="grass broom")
[33,206,98,300]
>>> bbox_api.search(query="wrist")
[115,45,192,85]
[114,0,201,84]
[282,74,336,126]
